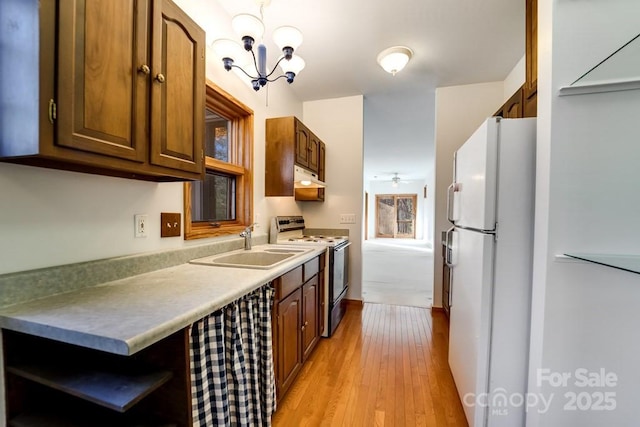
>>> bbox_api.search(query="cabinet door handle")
[301,325,306,331]
[155,73,166,83]
[138,64,151,75]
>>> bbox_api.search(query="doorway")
[375,194,417,239]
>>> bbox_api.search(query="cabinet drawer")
[276,266,303,299]
[303,257,320,283]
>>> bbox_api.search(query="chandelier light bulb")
[211,39,243,64]
[280,55,305,75]
[377,46,413,76]
[232,13,265,49]
[272,26,303,53]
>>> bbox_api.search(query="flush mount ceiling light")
[377,46,413,76]
[211,0,305,91]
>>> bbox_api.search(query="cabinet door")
[277,288,303,396]
[149,0,204,175]
[524,0,537,117]
[307,133,320,174]
[319,270,326,336]
[318,141,326,200]
[302,276,319,360]
[503,87,524,118]
[294,121,310,168]
[57,0,149,162]
[318,141,326,181]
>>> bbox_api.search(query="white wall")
[0,0,303,275]
[527,1,640,425]
[423,163,436,245]
[432,82,504,308]
[504,55,526,102]
[301,96,364,301]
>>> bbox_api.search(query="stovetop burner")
[270,216,349,248]
[288,236,339,243]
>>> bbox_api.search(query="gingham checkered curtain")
[190,284,276,426]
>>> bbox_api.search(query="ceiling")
[210,0,526,183]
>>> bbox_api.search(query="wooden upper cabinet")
[318,141,326,181]
[525,0,538,92]
[149,0,205,174]
[294,121,311,168]
[500,87,524,118]
[265,116,326,201]
[307,133,320,174]
[0,0,204,181]
[494,0,537,118]
[57,0,149,163]
[524,0,537,117]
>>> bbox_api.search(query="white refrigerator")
[445,117,536,427]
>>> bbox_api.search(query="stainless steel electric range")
[270,216,350,337]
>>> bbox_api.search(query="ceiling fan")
[391,173,402,187]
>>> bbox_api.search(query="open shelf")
[9,411,177,427]
[7,363,173,413]
[3,328,191,426]
[564,253,640,275]
[559,32,640,96]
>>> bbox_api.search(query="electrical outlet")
[134,214,148,238]
[339,214,356,224]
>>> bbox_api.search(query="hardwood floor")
[272,303,468,426]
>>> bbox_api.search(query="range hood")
[294,165,325,189]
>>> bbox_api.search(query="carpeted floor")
[361,238,433,308]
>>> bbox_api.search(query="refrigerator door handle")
[448,229,459,267]
[447,183,460,223]
[445,227,453,266]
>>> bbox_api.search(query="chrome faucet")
[240,224,255,250]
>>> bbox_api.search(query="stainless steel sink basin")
[190,247,311,269]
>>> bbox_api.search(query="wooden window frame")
[375,194,417,239]
[183,81,253,240]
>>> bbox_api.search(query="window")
[184,82,253,240]
[375,194,417,239]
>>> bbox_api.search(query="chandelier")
[211,1,305,92]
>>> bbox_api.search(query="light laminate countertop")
[0,245,325,355]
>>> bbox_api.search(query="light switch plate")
[161,212,181,237]
[339,214,356,224]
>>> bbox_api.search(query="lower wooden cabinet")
[272,255,322,401]
[302,275,320,360]
[276,288,304,397]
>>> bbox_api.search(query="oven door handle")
[333,242,352,252]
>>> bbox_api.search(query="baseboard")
[344,298,364,308]
[431,306,445,313]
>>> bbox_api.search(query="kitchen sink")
[263,248,306,253]
[189,247,311,269]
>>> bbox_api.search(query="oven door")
[330,242,351,303]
